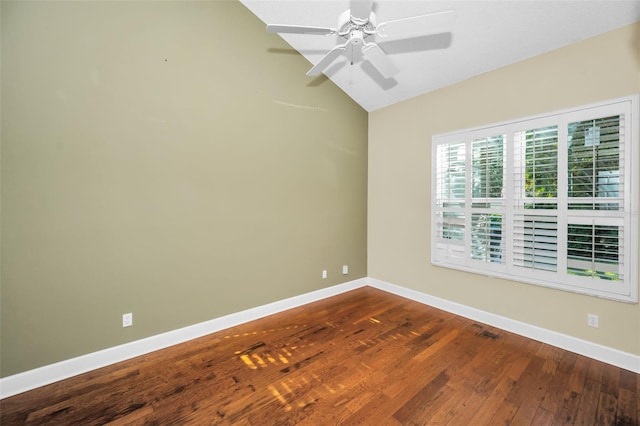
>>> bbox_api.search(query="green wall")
[1,0,368,377]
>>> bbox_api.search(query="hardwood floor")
[1,287,638,425]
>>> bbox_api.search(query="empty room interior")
[1,0,639,424]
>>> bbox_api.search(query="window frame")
[431,95,639,303]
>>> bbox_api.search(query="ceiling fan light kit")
[266,0,455,79]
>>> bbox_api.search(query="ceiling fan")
[266,0,455,79]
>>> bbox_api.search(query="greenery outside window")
[432,96,638,302]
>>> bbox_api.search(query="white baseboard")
[3,276,637,399]
[0,278,368,399]
[367,277,640,374]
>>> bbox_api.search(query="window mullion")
[464,140,472,263]
[557,117,569,276]
[505,129,515,270]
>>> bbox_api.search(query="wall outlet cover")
[123,313,133,327]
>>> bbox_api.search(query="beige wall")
[369,22,640,356]
[1,1,368,377]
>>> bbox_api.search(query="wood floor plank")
[616,388,638,426]
[392,370,451,423]
[487,399,519,425]
[465,333,523,395]
[551,388,583,425]
[465,374,520,424]
[530,406,556,426]
[426,382,478,425]
[596,392,618,425]
[507,356,555,424]
[601,363,621,398]
[1,287,637,425]
[568,355,592,394]
[574,378,602,426]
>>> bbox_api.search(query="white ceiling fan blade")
[307,44,348,76]
[350,0,373,25]
[267,24,337,35]
[362,43,398,79]
[377,10,455,39]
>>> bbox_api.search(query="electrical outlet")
[322,270,327,279]
[587,313,599,328]
[342,265,349,275]
[122,313,133,327]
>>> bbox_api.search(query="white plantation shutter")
[431,96,638,302]
[470,213,504,263]
[565,114,626,286]
[566,223,622,280]
[434,142,466,261]
[470,135,505,264]
[513,126,559,273]
[471,136,505,199]
[513,214,558,272]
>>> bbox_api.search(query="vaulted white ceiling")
[241,0,640,111]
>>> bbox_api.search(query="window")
[432,96,638,302]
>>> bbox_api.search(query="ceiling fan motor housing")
[338,9,377,41]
